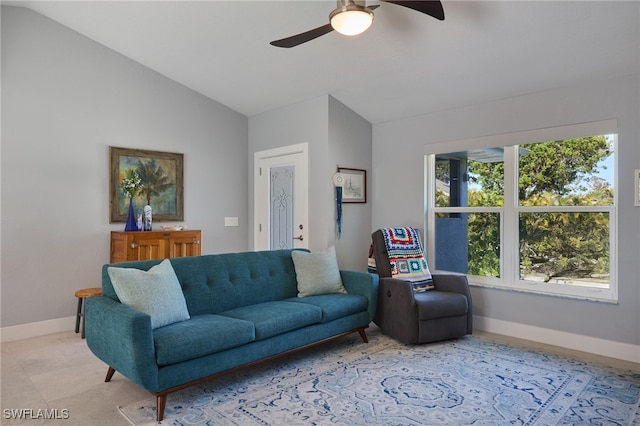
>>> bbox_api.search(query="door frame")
[254,143,309,251]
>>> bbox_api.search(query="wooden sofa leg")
[105,367,116,382]
[156,395,167,422]
[358,328,369,343]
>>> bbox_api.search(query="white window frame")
[424,119,618,303]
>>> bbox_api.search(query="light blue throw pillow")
[107,259,190,329]
[292,246,348,297]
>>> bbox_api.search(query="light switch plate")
[635,169,640,207]
[224,217,239,227]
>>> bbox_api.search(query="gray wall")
[1,6,249,328]
[372,75,640,346]
[248,95,372,271]
[328,96,373,271]
[248,95,329,251]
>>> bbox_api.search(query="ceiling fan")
[270,0,444,48]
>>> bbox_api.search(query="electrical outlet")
[224,217,239,227]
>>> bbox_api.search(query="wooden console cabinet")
[110,230,202,263]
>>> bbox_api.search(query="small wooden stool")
[75,288,102,339]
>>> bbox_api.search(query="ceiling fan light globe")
[330,7,373,36]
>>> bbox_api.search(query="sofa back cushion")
[102,249,302,315]
[107,259,190,329]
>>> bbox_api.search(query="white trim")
[1,316,76,342]
[425,124,618,303]
[254,142,308,160]
[424,119,618,155]
[254,143,309,251]
[474,315,640,364]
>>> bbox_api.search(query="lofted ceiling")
[6,1,639,124]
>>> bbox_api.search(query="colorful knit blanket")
[380,227,434,292]
[367,243,377,274]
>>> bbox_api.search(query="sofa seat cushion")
[415,291,468,321]
[220,301,322,340]
[154,314,255,366]
[285,294,368,323]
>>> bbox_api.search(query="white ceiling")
[8,1,639,124]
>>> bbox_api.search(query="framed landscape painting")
[109,147,184,223]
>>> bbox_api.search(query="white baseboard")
[474,315,640,364]
[1,316,76,342]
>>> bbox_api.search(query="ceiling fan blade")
[270,23,334,48]
[382,1,445,20]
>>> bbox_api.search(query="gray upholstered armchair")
[371,227,472,344]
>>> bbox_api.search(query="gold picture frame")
[109,147,184,223]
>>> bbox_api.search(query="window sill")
[468,279,618,304]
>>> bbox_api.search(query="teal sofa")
[85,249,378,421]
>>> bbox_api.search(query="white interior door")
[254,143,309,251]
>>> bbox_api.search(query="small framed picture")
[338,167,367,203]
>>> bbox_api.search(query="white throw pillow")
[292,246,348,297]
[107,259,190,329]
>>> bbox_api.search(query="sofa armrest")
[85,296,159,391]
[375,277,419,342]
[432,271,471,297]
[378,277,416,304]
[431,271,473,333]
[340,270,379,323]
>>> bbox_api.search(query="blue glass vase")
[124,198,138,231]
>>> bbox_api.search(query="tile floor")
[1,329,638,425]
[1,331,147,425]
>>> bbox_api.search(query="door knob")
[293,235,304,241]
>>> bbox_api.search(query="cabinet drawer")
[110,230,202,263]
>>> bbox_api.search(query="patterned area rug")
[119,326,640,425]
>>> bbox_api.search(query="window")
[425,120,617,302]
